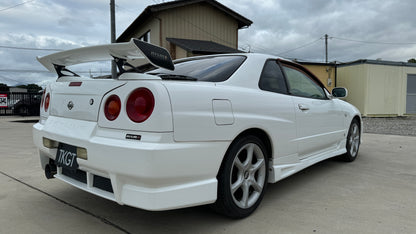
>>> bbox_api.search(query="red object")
[69,82,82,87]
[0,94,7,108]
[104,95,121,121]
[44,93,50,112]
[126,88,154,123]
[40,89,46,108]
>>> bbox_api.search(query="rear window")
[147,55,246,82]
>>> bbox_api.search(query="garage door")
[407,74,416,114]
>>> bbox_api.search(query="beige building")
[337,60,416,116]
[117,0,252,59]
[299,62,337,91]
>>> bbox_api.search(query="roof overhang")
[167,37,242,54]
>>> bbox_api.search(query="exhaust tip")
[45,163,57,179]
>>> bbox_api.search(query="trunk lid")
[49,79,126,122]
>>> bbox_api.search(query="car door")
[280,62,344,159]
[257,60,297,159]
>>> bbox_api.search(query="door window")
[282,65,326,99]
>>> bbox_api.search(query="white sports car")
[33,39,362,218]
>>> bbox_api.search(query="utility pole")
[325,34,328,63]
[110,0,117,79]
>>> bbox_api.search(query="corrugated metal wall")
[338,63,416,116]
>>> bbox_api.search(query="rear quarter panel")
[163,82,298,159]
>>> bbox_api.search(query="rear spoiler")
[37,39,174,77]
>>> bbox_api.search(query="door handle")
[298,104,309,111]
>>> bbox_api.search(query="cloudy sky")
[1,0,415,86]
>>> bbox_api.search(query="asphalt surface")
[1,116,415,233]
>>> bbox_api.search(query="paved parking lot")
[1,117,415,234]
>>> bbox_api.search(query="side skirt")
[268,148,346,183]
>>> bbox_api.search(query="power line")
[331,36,416,45]
[276,37,323,55]
[0,0,35,12]
[0,45,63,51]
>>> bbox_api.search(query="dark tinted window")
[259,60,287,94]
[147,56,246,82]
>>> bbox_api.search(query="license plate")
[56,143,79,171]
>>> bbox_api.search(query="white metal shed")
[337,59,416,116]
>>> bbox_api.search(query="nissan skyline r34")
[33,39,362,218]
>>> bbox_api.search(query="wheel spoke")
[241,182,249,208]
[250,178,263,192]
[234,157,244,171]
[251,158,265,172]
[244,144,254,169]
[231,177,244,193]
[350,145,355,157]
[352,125,358,135]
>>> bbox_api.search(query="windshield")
[147,55,246,82]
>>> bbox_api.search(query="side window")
[282,65,326,99]
[259,60,287,94]
[138,31,150,43]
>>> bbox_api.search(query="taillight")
[126,88,154,123]
[104,95,121,121]
[40,89,46,108]
[44,93,50,112]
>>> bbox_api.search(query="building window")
[139,31,150,43]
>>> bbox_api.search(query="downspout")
[335,62,337,87]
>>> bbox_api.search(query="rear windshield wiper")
[156,74,198,81]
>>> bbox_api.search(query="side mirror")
[332,87,348,98]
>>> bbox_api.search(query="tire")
[212,135,268,218]
[340,119,361,162]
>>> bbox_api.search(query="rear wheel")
[340,119,361,162]
[212,136,268,218]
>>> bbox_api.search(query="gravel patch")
[363,116,416,136]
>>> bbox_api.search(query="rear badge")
[126,134,141,140]
[67,101,74,110]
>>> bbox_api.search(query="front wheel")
[340,119,361,162]
[212,136,268,218]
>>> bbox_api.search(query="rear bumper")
[33,116,229,210]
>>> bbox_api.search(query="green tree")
[0,83,9,92]
[408,58,416,63]
[26,83,42,93]
[15,84,42,93]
